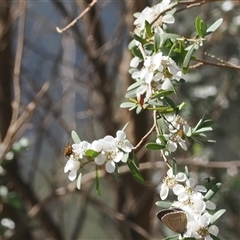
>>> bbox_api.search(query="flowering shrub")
[63,1,225,239]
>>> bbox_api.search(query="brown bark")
[116,1,154,240]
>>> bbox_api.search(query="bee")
[63,144,73,159]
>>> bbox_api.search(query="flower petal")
[106,161,116,173]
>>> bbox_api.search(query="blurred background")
[0,0,240,239]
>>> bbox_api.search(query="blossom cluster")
[159,168,221,240]
[158,114,191,153]
[129,0,183,105]
[64,130,134,181]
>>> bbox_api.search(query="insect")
[157,208,187,235]
[63,144,73,159]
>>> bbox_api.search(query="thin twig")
[12,0,26,123]
[0,83,49,165]
[56,0,97,33]
[134,123,155,150]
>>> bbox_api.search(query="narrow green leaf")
[199,119,215,128]
[131,33,148,45]
[114,164,121,181]
[71,131,81,143]
[200,20,207,37]
[185,166,189,178]
[193,117,204,131]
[155,201,172,208]
[145,142,165,150]
[207,18,223,33]
[154,32,161,51]
[136,106,142,114]
[147,106,176,113]
[132,152,139,168]
[204,183,221,200]
[76,173,82,190]
[120,102,136,108]
[209,234,221,240]
[152,90,174,99]
[183,45,195,68]
[211,209,226,224]
[131,45,143,58]
[95,167,101,196]
[145,20,153,39]
[195,17,201,36]
[194,127,214,134]
[163,235,179,240]
[172,158,177,175]
[127,80,144,91]
[127,159,144,183]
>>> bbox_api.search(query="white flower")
[167,114,191,136]
[64,156,80,181]
[134,0,174,31]
[115,130,134,153]
[93,137,124,172]
[140,52,163,83]
[187,213,219,240]
[136,83,153,104]
[134,6,153,31]
[72,141,91,158]
[160,56,183,90]
[160,168,186,200]
[165,133,187,152]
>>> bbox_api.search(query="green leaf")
[195,17,201,36]
[204,183,221,200]
[200,19,207,37]
[194,127,214,134]
[132,152,139,168]
[207,18,223,33]
[185,166,189,178]
[152,90,174,99]
[198,119,215,129]
[183,44,195,68]
[76,173,82,190]
[211,209,226,224]
[136,106,142,114]
[193,117,204,131]
[131,45,143,58]
[127,80,144,91]
[162,96,176,108]
[209,234,221,240]
[154,32,161,51]
[71,131,81,143]
[114,164,121,181]
[163,235,179,240]
[127,159,144,183]
[182,238,196,240]
[172,158,177,175]
[147,106,176,114]
[131,33,148,45]
[145,142,165,150]
[155,201,172,208]
[120,102,136,108]
[95,167,101,196]
[85,149,99,158]
[145,20,153,39]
